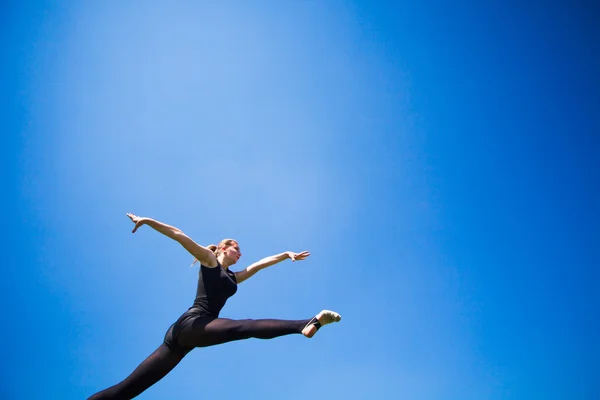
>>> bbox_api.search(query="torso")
[192,263,237,317]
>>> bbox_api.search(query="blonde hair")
[191,238,238,266]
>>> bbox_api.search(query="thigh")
[178,317,252,348]
[163,311,202,355]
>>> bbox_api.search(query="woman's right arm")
[126,213,218,267]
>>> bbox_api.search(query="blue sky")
[3,1,599,399]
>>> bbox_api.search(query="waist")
[188,303,220,318]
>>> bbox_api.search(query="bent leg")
[88,344,187,400]
[179,317,311,348]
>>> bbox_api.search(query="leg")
[87,344,187,400]
[178,317,311,348]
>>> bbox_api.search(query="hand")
[286,251,310,262]
[126,213,148,233]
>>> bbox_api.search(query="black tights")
[88,317,310,399]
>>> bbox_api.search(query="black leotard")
[163,263,237,354]
[88,262,311,399]
[192,263,238,317]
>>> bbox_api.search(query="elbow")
[171,229,186,239]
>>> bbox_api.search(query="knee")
[234,319,256,336]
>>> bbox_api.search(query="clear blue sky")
[3,1,599,399]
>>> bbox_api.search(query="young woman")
[88,213,341,399]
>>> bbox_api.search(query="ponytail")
[190,244,218,267]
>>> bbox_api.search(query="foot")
[302,310,342,338]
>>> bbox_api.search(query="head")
[208,238,241,266]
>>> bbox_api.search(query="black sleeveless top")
[192,263,238,317]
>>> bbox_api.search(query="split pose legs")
[88,214,342,399]
[88,311,341,400]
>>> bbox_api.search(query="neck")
[217,254,233,269]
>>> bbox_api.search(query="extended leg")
[178,317,311,348]
[178,310,341,348]
[87,344,186,400]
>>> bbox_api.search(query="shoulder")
[200,261,220,269]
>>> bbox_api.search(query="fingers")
[127,213,141,233]
[298,251,310,258]
[291,251,311,261]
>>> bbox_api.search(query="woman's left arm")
[235,251,310,283]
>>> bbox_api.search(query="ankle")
[301,316,321,338]
[302,324,318,338]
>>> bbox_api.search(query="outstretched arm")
[126,213,218,267]
[235,251,310,283]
